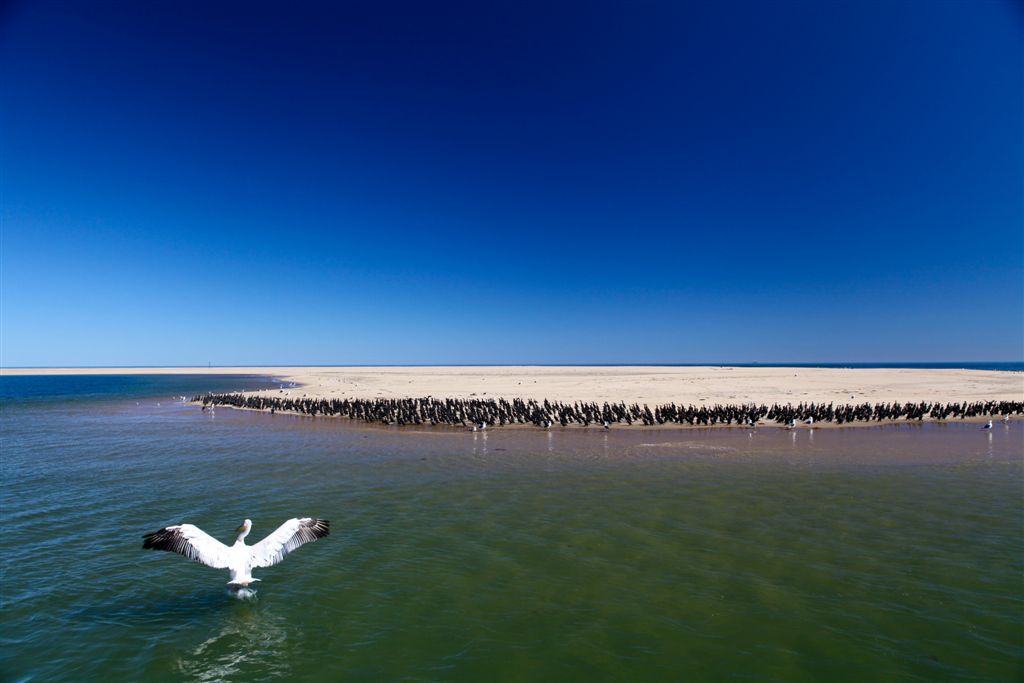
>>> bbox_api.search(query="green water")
[1,376,1022,681]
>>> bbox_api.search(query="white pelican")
[143,518,329,588]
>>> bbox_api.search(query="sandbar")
[3,365,1021,405]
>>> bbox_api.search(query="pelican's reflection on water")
[178,602,293,683]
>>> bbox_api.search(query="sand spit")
[5,366,1022,405]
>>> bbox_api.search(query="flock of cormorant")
[194,392,1022,429]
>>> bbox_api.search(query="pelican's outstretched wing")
[249,518,330,568]
[142,524,232,569]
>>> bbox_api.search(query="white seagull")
[143,518,329,588]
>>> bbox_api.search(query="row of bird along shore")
[152,365,1024,430]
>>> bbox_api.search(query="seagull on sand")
[983,420,993,430]
[143,518,329,589]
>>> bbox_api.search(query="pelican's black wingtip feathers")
[141,526,184,553]
[143,526,170,549]
[304,518,330,539]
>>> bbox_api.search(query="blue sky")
[2,1,1022,366]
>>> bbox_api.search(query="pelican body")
[143,517,329,588]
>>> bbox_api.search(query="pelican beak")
[235,524,245,534]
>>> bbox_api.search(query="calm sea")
[1,375,1022,682]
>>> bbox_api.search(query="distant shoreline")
[4,365,1022,429]
[3,362,1022,373]
[8,365,1017,404]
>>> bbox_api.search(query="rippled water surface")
[2,376,1022,682]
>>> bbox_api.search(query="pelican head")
[235,519,252,540]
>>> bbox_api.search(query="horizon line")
[3,361,1023,370]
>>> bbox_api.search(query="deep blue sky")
[2,1,1022,366]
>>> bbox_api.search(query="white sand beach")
[4,366,1021,405]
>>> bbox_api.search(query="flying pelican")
[143,518,329,589]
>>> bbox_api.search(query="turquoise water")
[1,376,1022,682]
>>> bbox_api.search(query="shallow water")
[1,376,1022,682]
